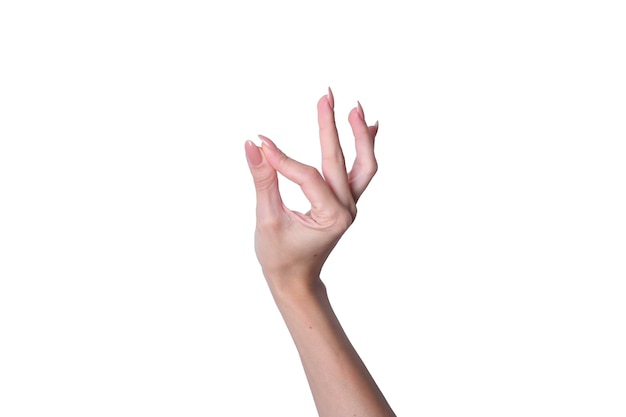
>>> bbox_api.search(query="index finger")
[259,135,343,220]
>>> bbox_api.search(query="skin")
[244,88,396,417]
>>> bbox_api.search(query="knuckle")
[322,150,345,165]
[302,165,320,181]
[363,159,379,178]
[335,208,354,231]
[276,151,290,167]
[349,204,358,220]
[253,174,276,191]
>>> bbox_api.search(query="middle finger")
[318,88,354,211]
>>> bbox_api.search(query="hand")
[244,88,379,291]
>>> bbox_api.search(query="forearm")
[267,277,396,417]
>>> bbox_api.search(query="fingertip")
[245,140,263,167]
[317,93,333,114]
[348,106,361,123]
[258,134,277,151]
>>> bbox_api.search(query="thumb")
[244,140,283,220]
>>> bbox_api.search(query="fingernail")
[357,101,365,120]
[258,134,277,151]
[374,120,379,133]
[327,87,335,110]
[245,140,263,166]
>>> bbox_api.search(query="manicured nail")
[258,134,277,151]
[245,140,263,166]
[357,101,365,120]
[374,120,379,132]
[327,87,335,110]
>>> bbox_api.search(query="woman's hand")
[244,88,379,291]
[244,90,396,417]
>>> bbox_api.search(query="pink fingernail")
[357,101,365,120]
[327,86,335,110]
[258,134,277,150]
[245,140,263,166]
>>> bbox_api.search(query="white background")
[1,1,625,416]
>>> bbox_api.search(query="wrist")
[264,272,327,307]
